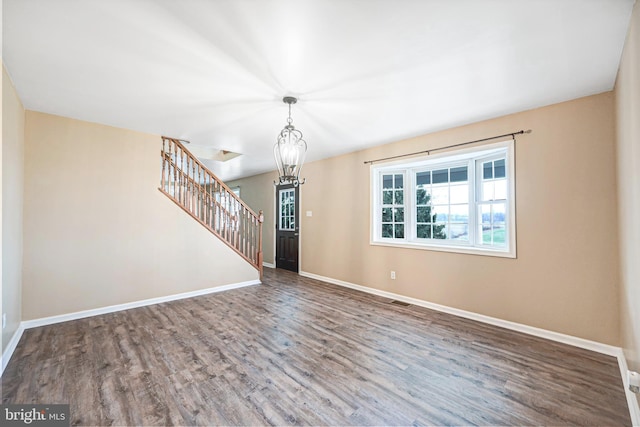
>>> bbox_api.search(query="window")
[381,173,405,239]
[279,188,296,231]
[371,140,516,257]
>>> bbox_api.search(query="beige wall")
[616,0,640,399]
[245,92,620,345]
[22,112,258,320]
[2,64,25,353]
[227,171,278,266]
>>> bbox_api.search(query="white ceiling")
[3,0,634,181]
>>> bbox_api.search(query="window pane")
[394,174,403,189]
[416,171,430,186]
[482,225,492,244]
[494,159,505,178]
[416,186,428,205]
[450,166,468,182]
[433,205,448,222]
[394,190,404,204]
[450,223,469,241]
[450,184,468,204]
[394,208,404,222]
[382,208,392,222]
[383,190,393,204]
[482,181,495,201]
[433,223,447,239]
[383,175,393,189]
[382,224,393,238]
[417,206,431,223]
[480,204,491,223]
[492,203,506,225]
[394,224,404,239]
[431,185,448,204]
[484,226,506,246]
[494,179,507,200]
[417,224,430,239]
[433,169,448,184]
[450,204,469,222]
[483,162,493,179]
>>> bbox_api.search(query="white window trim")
[370,140,516,258]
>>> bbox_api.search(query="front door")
[276,185,299,272]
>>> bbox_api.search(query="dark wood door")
[276,184,299,272]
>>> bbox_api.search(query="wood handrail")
[161,138,260,219]
[162,155,238,218]
[159,136,263,278]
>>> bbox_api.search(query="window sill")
[370,240,516,258]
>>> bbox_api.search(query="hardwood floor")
[1,268,631,426]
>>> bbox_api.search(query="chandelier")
[273,96,307,187]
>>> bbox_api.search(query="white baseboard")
[617,351,640,426]
[1,323,25,376]
[22,279,261,330]
[0,279,260,378]
[299,270,620,356]
[300,270,640,423]
[263,262,275,269]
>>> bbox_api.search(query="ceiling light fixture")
[274,96,307,187]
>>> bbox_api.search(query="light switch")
[306,211,313,217]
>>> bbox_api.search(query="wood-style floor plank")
[1,268,631,426]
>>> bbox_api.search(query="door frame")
[274,184,301,272]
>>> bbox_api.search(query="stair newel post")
[258,210,264,280]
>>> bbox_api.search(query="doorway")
[275,184,299,272]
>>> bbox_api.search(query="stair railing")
[159,137,263,277]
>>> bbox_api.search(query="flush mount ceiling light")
[273,96,307,187]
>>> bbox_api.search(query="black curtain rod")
[363,129,532,165]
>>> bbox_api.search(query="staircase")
[159,136,263,278]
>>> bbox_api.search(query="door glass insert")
[279,188,296,231]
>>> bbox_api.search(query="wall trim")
[0,279,260,378]
[22,279,261,330]
[1,324,26,376]
[617,350,640,426]
[263,262,275,269]
[299,270,619,356]
[300,270,640,423]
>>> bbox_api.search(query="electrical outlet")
[628,370,640,394]
[2,313,6,329]
[390,271,396,280]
